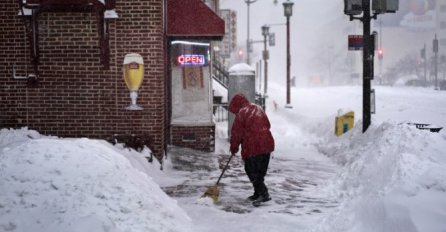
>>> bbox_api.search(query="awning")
[167,0,225,40]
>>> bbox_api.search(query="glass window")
[170,40,210,67]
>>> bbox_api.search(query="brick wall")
[171,125,215,152]
[0,0,166,159]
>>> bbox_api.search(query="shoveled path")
[163,146,338,215]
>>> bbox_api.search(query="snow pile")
[228,63,255,75]
[313,122,446,232]
[1,85,445,232]
[0,128,192,232]
[212,79,228,103]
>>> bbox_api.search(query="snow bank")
[313,122,446,232]
[0,128,192,232]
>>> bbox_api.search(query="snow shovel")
[202,153,235,203]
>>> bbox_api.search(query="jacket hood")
[229,94,249,114]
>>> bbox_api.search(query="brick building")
[0,0,224,160]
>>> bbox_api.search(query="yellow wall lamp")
[123,53,144,110]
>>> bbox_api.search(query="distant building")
[218,9,237,61]
[437,0,446,52]
[369,0,435,82]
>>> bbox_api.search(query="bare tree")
[383,52,422,85]
[309,44,351,85]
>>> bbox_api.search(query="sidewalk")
[163,146,338,215]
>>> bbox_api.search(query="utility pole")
[344,0,398,132]
[362,0,372,132]
[244,0,257,65]
[261,25,270,97]
[423,43,427,87]
[283,0,294,108]
[434,34,439,90]
[378,20,383,84]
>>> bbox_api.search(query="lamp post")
[245,0,258,65]
[283,0,294,108]
[262,25,270,97]
[434,34,439,90]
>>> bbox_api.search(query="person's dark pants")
[244,153,271,197]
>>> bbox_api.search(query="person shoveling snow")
[228,93,275,207]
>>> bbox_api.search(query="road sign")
[348,35,363,50]
[269,33,275,46]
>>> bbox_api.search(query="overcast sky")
[219,0,439,85]
[220,0,344,81]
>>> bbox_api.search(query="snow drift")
[0,128,192,232]
[313,121,446,232]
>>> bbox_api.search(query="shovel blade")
[202,185,220,203]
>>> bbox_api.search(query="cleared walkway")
[163,146,338,215]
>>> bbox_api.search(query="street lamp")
[434,34,439,90]
[261,25,270,97]
[245,0,258,65]
[283,0,294,108]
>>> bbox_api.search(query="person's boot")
[252,193,271,207]
[247,193,259,201]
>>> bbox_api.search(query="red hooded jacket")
[229,94,275,160]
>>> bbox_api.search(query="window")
[171,40,210,67]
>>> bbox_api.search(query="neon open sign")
[177,54,206,66]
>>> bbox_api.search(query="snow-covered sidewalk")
[159,107,341,231]
[160,85,446,232]
[163,145,338,215]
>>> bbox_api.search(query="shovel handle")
[215,153,235,185]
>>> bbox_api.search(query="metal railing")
[212,59,229,88]
[255,93,266,110]
[213,103,228,122]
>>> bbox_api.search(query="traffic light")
[421,47,426,59]
[377,49,383,59]
[238,49,244,57]
[433,35,439,53]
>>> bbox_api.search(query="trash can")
[227,63,255,137]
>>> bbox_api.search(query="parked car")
[405,79,425,87]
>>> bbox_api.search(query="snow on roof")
[228,63,255,75]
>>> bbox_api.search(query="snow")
[0,129,192,232]
[228,63,255,75]
[212,79,228,102]
[104,10,119,19]
[1,84,445,232]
